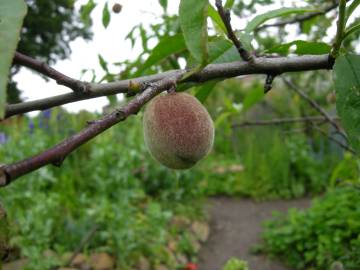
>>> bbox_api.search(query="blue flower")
[42,109,52,119]
[28,120,35,134]
[0,132,8,144]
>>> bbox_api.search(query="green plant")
[0,111,205,269]
[261,187,360,269]
[223,258,249,270]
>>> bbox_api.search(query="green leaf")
[135,34,186,76]
[139,25,148,52]
[266,40,331,56]
[106,95,117,106]
[334,54,360,153]
[102,2,110,28]
[212,46,239,64]
[245,7,318,34]
[215,112,232,127]
[159,0,168,11]
[195,80,219,103]
[208,37,233,63]
[243,85,265,111]
[0,0,27,118]
[346,0,360,23]
[98,54,108,72]
[237,32,253,51]
[224,0,235,9]
[80,0,96,27]
[179,0,209,64]
[343,23,360,40]
[208,4,226,33]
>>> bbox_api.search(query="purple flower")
[39,109,52,129]
[28,120,35,134]
[42,109,52,119]
[0,133,8,144]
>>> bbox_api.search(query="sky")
[14,0,341,114]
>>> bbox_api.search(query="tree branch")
[257,0,345,30]
[13,52,89,93]
[215,0,253,61]
[4,54,333,119]
[0,75,181,187]
[232,116,340,128]
[312,124,355,154]
[282,77,345,137]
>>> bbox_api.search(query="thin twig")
[215,0,253,61]
[232,116,340,128]
[13,52,89,93]
[65,224,99,267]
[312,125,355,154]
[331,0,347,58]
[257,1,344,30]
[0,75,182,187]
[282,77,345,138]
[4,54,334,119]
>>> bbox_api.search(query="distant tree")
[8,0,93,103]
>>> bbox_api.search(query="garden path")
[198,197,311,270]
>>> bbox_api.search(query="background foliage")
[2,0,360,269]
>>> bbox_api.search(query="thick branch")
[5,54,333,119]
[215,0,253,61]
[233,116,339,128]
[0,75,181,187]
[13,52,89,93]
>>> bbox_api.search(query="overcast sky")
[15,0,340,114]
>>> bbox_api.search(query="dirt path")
[198,197,311,270]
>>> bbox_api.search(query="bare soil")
[198,197,311,270]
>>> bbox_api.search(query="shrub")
[261,187,360,270]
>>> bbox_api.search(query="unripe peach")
[143,92,214,169]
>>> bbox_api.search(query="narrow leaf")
[266,40,331,55]
[343,23,360,40]
[245,7,318,34]
[102,2,110,28]
[208,4,227,33]
[80,0,96,27]
[224,0,235,9]
[208,37,233,63]
[135,34,186,76]
[98,54,108,72]
[243,86,264,111]
[0,0,27,118]
[159,0,168,11]
[179,0,209,64]
[346,0,360,22]
[334,54,360,153]
[195,80,219,103]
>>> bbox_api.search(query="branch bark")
[312,124,355,154]
[5,54,333,119]
[257,0,344,30]
[13,52,89,93]
[233,116,339,128]
[0,75,181,187]
[282,77,344,136]
[215,0,253,61]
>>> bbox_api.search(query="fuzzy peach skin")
[143,92,214,169]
